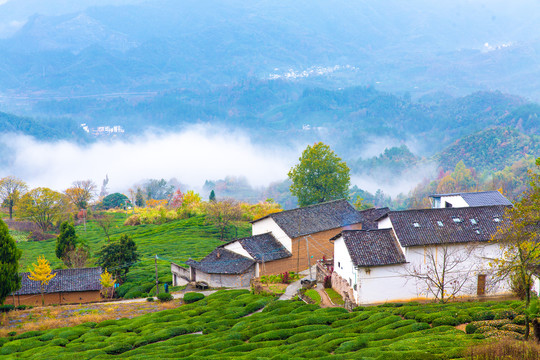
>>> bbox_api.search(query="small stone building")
[6,267,102,306]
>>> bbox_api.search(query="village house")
[330,199,533,305]
[172,199,380,288]
[6,267,102,306]
[429,190,513,209]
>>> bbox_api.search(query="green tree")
[16,187,72,232]
[101,193,129,210]
[288,142,351,207]
[135,188,145,207]
[491,158,540,340]
[55,222,78,267]
[209,190,216,202]
[0,219,21,304]
[205,199,243,240]
[0,176,28,220]
[97,234,139,283]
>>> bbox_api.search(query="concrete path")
[279,266,316,300]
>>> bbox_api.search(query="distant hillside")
[0,112,84,141]
[1,0,540,100]
[435,127,540,173]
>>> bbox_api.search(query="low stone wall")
[332,272,356,308]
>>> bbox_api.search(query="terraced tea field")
[0,290,528,359]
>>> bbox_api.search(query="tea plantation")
[17,214,251,297]
[0,290,527,359]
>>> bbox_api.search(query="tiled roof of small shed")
[340,229,406,267]
[256,199,362,238]
[388,205,510,247]
[13,267,102,296]
[358,207,390,230]
[430,191,513,207]
[186,248,255,275]
[235,233,292,262]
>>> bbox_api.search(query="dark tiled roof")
[235,233,292,262]
[430,191,513,207]
[13,267,102,296]
[257,199,363,238]
[388,205,510,247]
[186,248,255,275]
[359,207,390,230]
[340,229,406,267]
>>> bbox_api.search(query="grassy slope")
[17,213,251,294]
[0,290,522,359]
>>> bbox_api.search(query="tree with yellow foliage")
[100,269,115,298]
[491,158,540,340]
[28,256,56,306]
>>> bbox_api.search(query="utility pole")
[306,236,312,280]
[155,255,159,296]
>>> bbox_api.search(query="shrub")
[469,337,540,359]
[157,293,173,302]
[124,215,141,226]
[184,292,205,304]
[146,297,154,302]
[0,304,15,313]
[124,290,145,299]
[323,275,332,288]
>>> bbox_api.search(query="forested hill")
[0,112,84,141]
[435,128,540,173]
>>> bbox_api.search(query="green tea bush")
[184,292,205,304]
[513,314,526,325]
[456,314,472,324]
[290,304,319,314]
[157,292,173,302]
[494,309,517,320]
[124,290,145,299]
[500,323,526,334]
[470,309,495,321]
[432,316,459,327]
[334,336,369,353]
[475,325,498,334]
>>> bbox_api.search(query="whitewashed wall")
[333,237,356,288]
[378,216,392,229]
[437,195,469,208]
[333,237,513,305]
[224,241,254,259]
[251,218,292,252]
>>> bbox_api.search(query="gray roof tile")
[388,205,509,247]
[339,229,406,267]
[234,233,291,262]
[259,199,363,238]
[430,191,513,207]
[186,248,255,275]
[13,267,102,296]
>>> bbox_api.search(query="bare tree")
[64,180,97,210]
[93,213,115,242]
[405,241,480,303]
[64,246,90,268]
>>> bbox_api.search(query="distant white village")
[80,123,125,137]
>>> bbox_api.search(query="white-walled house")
[331,204,528,305]
[429,191,512,209]
[173,199,376,287]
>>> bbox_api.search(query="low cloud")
[0,125,297,193]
